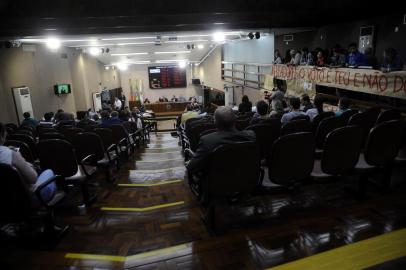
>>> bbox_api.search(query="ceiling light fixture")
[116,63,129,71]
[101,36,156,41]
[89,47,101,56]
[213,32,225,42]
[197,44,204,49]
[117,42,156,46]
[154,51,191,54]
[105,66,110,70]
[46,37,61,50]
[178,61,187,68]
[155,59,189,63]
[110,52,149,56]
[165,39,208,44]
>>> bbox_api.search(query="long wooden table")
[144,102,189,116]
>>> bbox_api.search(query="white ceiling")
[18,30,272,66]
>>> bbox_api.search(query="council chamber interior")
[0,1,406,269]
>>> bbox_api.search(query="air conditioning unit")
[283,35,294,42]
[12,86,34,125]
[359,26,375,54]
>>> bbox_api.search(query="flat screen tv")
[148,66,187,89]
[54,84,71,95]
[192,78,201,85]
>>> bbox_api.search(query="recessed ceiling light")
[197,44,204,49]
[46,38,61,50]
[154,51,191,54]
[101,36,156,41]
[105,66,110,70]
[178,61,187,68]
[89,47,101,56]
[116,63,128,71]
[213,32,225,42]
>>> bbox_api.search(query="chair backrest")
[5,123,18,132]
[363,106,381,130]
[6,134,38,159]
[375,109,401,125]
[39,132,67,141]
[338,109,358,126]
[246,119,281,159]
[73,132,105,162]
[123,121,137,133]
[38,127,57,135]
[205,142,260,202]
[200,128,217,137]
[280,119,312,136]
[315,116,342,149]
[268,132,315,186]
[14,129,33,137]
[0,164,32,221]
[189,122,216,151]
[4,140,35,163]
[291,114,310,121]
[184,117,201,131]
[94,128,115,150]
[312,111,335,132]
[348,112,371,147]
[364,120,404,166]
[61,128,84,142]
[109,124,129,144]
[38,139,78,177]
[19,125,36,137]
[321,126,363,175]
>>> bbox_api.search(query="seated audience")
[346,43,365,67]
[300,94,313,112]
[289,49,301,65]
[250,100,269,125]
[269,100,285,119]
[87,108,97,120]
[281,97,306,124]
[0,123,56,205]
[186,106,256,173]
[171,95,178,102]
[381,48,403,72]
[306,94,324,121]
[273,49,282,64]
[335,97,351,116]
[39,112,54,127]
[238,95,252,113]
[99,110,122,127]
[21,112,38,128]
[77,111,95,127]
[119,107,131,121]
[300,47,314,65]
[181,104,199,125]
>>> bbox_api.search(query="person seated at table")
[250,100,269,125]
[381,48,403,72]
[21,112,38,128]
[238,95,252,113]
[0,123,56,206]
[335,97,351,116]
[186,106,256,174]
[346,43,365,67]
[181,104,199,125]
[329,46,347,68]
[171,95,178,102]
[281,97,306,124]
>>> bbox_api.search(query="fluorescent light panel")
[111,52,149,56]
[154,51,191,54]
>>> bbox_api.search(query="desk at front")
[144,102,189,116]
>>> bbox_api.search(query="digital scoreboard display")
[148,66,187,89]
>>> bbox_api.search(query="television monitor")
[148,66,187,89]
[54,84,71,95]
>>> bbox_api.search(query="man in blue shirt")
[99,110,122,127]
[346,43,366,67]
[21,112,38,128]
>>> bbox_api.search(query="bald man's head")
[214,106,236,130]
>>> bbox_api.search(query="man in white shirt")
[114,97,122,110]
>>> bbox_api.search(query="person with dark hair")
[329,46,347,68]
[99,110,122,127]
[77,110,95,128]
[0,123,56,205]
[238,95,252,113]
[300,94,313,112]
[186,106,255,173]
[381,48,403,72]
[300,47,314,66]
[269,100,285,119]
[364,47,378,69]
[281,97,306,123]
[316,50,326,67]
[274,49,282,64]
[21,112,38,128]
[39,112,54,127]
[181,104,199,124]
[306,94,325,121]
[284,49,292,63]
[346,43,365,67]
[335,97,351,116]
[250,100,270,125]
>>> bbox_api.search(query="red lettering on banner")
[393,76,404,93]
[326,70,332,83]
[354,73,361,87]
[343,72,350,86]
[378,75,388,92]
[299,68,305,79]
[338,72,344,85]
[309,69,316,81]
[363,74,372,88]
[335,71,340,83]
[371,74,379,91]
[317,70,325,82]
